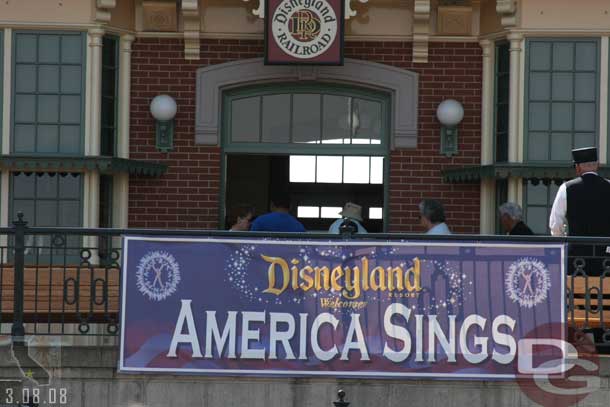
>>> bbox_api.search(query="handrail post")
[333,390,349,407]
[11,212,27,341]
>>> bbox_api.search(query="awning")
[0,155,167,177]
[442,163,610,183]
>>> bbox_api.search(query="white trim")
[123,236,566,248]
[118,34,134,159]
[2,28,11,155]
[517,35,525,163]
[507,32,523,163]
[84,31,92,156]
[87,28,104,157]
[119,236,566,378]
[599,37,609,165]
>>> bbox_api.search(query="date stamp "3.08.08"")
[0,338,70,406]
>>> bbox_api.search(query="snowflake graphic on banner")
[416,260,471,313]
[505,257,551,308]
[136,251,181,301]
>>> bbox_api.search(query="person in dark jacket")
[499,202,534,235]
[549,146,610,237]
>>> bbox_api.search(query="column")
[114,34,135,232]
[118,34,134,159]
[87,28,104,157]
[2,29,11,155]
[479,39,495,234]
[599,37,609,164]
[507,32,523,202]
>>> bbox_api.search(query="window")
[101,36,118,156]
[11,172,82,263]
[494,41,509,162]
[525,39,599,162]
[289,155,383,184]
[523,180,560,235]
[11,172,82,227]
[223,84,389,232]
[12,32,85,155]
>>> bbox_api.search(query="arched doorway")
[221,83,390,232]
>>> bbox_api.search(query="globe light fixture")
[150,95,177,152]
[436,99,464,157]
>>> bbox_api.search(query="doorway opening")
[225,154,384,232]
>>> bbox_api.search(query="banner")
[265,0,344,65]
[119,237,565,379]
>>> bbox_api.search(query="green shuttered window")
[494,41,509,163]
[525,39,599,162]
[12,32,85,155]
[11,173,82,227]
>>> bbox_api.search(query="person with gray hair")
[419,199,451,235]
[499,202,534,235]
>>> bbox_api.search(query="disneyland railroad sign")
[265,0,344,65]
[119,237,567,379]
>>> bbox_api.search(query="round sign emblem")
[136,251,181,301]
[272,0,338,59]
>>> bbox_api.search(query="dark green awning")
[0,155,167,177]
[442,163,610,183]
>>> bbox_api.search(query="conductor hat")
[572,147,598,164]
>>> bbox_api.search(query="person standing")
[328,202,368,234]
[419,199,451,235]
[499,202,534,235]
[250,192,305,232]
[549,147,610,237]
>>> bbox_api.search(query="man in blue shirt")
[250,193,305,232]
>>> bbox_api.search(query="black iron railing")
[0,214,609,351]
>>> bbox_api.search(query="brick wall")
[129,38,481,233]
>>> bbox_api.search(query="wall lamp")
[150,95,177,152]
[436,99,464,157]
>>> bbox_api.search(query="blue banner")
[119,237,565,379]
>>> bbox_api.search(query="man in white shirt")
[549,147,610,237]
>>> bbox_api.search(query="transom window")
[525,39,599,162]
[12,32,85,155]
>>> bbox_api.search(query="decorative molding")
[345,0,368,20]
[195,58,419,148]
[242,0,265,18]
[241,0,368,19]
[413,0,431,63]
[181,0,201,60]
[142,1,178,32]
[496,0,517,28]
[437,6,473,36]
[95,0,117,24]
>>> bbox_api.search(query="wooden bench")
[0,266,120,323]
[568,276,610,328]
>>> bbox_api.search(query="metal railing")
[0,214,609,351]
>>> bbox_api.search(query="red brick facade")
[129,38,482,233]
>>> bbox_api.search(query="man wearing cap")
[328,202,368,234]
[549,146,610,237]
